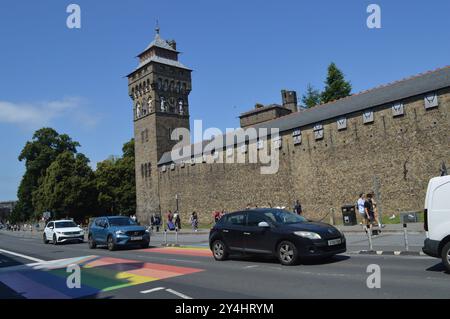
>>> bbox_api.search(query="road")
[0,231,448,299]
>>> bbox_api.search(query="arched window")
[178,99,184,114]
[176,82,181,93]
[160,97,166,112]
[136,103,141,118]
[147,97,153,113]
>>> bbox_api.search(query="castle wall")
[156,88,450,224]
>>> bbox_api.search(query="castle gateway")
[128,31,450,224]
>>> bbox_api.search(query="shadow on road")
[426,262,449,274]
[224,253,350,266]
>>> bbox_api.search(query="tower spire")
[155,19,160,36]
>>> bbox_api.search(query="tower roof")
[138,31,179,57]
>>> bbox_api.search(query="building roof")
[239,104,286,118]
[157,66,450,166]
[139,33,178,55]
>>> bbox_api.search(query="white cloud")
[0,97,98,129]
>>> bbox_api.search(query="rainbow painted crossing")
[0,255,203,299]
[141,246,212,257]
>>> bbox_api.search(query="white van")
[422,175,450,272]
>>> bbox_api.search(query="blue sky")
[0,0,449,201]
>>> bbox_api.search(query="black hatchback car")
[209,208,346,265]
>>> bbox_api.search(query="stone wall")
[155,88,450,224]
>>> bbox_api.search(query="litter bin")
[341,205,357,226]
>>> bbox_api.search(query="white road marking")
[244,265,259,269]
[140,287,166,294]
[166,288,193,299]
[0,248,45,263]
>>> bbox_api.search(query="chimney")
[281,90,298,113]
[167,40,177,50]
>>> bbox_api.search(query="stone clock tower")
[127,27,192,222]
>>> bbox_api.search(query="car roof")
[229,208,287,215]
[52,220,75,223]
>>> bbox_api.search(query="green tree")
[95,139,136,216]
[16,128,80,220]
[32,152,97,220]
[321,62,352,104]
[301,83,321,108]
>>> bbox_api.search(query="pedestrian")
[294,200,303,215]
[167,211,175,231]
[357,193,366,226]
[213,210,221,224]
[364,193,375,232]
[155,214,161,232]
[190,212,198,232]
[175,212,181,230]
[370,191,385,228]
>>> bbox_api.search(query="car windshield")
[108,217,136,226]
[55,221,77,228]
[262,210,307,225]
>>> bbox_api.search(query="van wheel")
[277,241,299,266]
[107,235,116,251]
[441,242,450,272]
[88,235,96,249]
[43,234,49,244]
[212,240,228,261]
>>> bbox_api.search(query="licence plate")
[328,238,342,246]
[130,236,143,241]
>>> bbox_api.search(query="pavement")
[0,227,448,299]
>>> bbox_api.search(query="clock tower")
[127,27,192,221]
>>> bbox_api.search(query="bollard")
[175,228,178,245]
[164,230,167,245]
[367,225,374,251]
[403,223,409,251]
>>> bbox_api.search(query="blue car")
[88,216,150,251]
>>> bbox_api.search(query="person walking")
[370,191,385,228]
[174,212,181,230]
[190,212,198,232]
[364,193,375,232]
[357,193,366,226]
[294,200,303,215]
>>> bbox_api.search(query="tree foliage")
[32,152,97,220]
[16,128,80,220]
[301,84,321,108]
[95,139,136,216]
[321,62,352,104]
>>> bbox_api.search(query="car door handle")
[243,232,251,235]
[222,230,229,233]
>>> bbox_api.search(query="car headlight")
[56,231,63,234]
[115,230,125,235]
[294,231,322,240]
[79,230,85,235]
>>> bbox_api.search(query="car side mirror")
[258,221,270,228]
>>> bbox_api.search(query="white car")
[43,220,85,245]
[423,175,450,272]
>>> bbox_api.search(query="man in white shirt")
[357,194,366,226]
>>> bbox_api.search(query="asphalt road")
[0,231,448,299]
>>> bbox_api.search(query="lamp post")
[175,194,179,212]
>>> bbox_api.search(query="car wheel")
[277,241,298,266]
[107,235,116,251]
[212,240,228,261]
[88,235,96,249]
[43,234,49,244]
[441,242,450,272]
[53,234,59,245]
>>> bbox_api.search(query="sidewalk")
[336,222,425,234]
